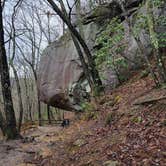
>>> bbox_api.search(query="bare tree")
[14,1,59,125]
[47,0,103,94]
[8,0,24,132]
[0,0,19,139]
[15,4,42,125]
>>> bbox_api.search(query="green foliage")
[82,111,98,121]
[157,15,166,48]
[131,116,142,123]
[139,69,150,78]
[153,0,165,6]
[133,0,166,49]
[132,13,148,39]
[81,102,98,121]
[95,17,127,74]
[94,0,165,85]
[81,102,95,112]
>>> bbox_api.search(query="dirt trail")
[0,126,63,166]
[0,72,166,166]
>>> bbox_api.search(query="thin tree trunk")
[50,109,55,120]
[119,1,160,87]
[37,96,41,125]
[76,0,84,38]
[32,66,42,126]
[47,104,51,124]
[137,39,160,86]
[0,111,5,136]
[60,0,92,81]
[59,1,94,89]
[153,48,166,82]
[47,0,103,93]
[10,1,24,132]
[11,64,23,132]
[24,74,32,121]
[146,0,166,83]
[0,2,18,139]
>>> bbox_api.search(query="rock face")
[38,35,83,111]
[83,0,143,24]
[38,0,165,111]
[37,24,97,111]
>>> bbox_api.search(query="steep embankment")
[1,69,164,166]
[41,71,165,166]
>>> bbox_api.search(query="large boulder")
[38,35,83,111]
[37,24,97,111]
[37,1,165,111]
[95,1,165,89]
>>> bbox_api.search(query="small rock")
[22,136,35,143]
[73,139,87,147]
[162,151,166,157]
[40,158,50,166]
[103,160,119,166]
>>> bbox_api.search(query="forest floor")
[0,70,166,166]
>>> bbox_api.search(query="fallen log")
[133,96,166,105]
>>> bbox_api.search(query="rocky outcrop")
[38,35,83,111]
[37,24,97,111]
[37,0,165,111]
[83,0,143,24]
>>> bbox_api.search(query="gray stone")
[37,24,97,111]
[37,1,166,111]
[103,160,119,166]
[73,139,87,147]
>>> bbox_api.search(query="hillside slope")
[42,71,165,166]
[1,69,165,166]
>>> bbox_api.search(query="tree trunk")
[137,38,160,86]
[146,0,166,83]
[24,73,32,121]
[47,0,103,94]
[0,111,5,136]
[37,96,41,125]
[11,64,24,132]
[47,104,51,124]
[59,0,94,90]
[119,1,160,87]
[76,0,84,38]
[32,67,42,126]
[0,2,18,139]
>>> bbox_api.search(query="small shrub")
[139,70,150,78]
[81,102,96,112]
[95,17,128,82]
[81,102,98,121]
[131,116,142,123]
